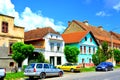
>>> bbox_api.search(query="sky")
[0,0,120,33]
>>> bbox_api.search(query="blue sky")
[0,0,120,33]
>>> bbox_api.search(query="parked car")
[0,68,6,80]
[24,63,64,79]
[95,62,113,71]
[56,63,81,72]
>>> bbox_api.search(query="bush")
[22,65,27,71]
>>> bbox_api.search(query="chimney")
[98,26,103,31]
[83,20,89,26]
[68,21,71,26]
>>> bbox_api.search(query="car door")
[44,64,52,76]
[49,64,58,76]
[60,63,68,71]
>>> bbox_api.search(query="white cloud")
[96,11,111,17]
[0,0,66,33]
[113,2,120,11]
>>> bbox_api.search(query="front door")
[50,56,54,65]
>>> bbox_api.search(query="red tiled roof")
[62,31,89,44]
[72,20,120,44]
[25,27,59,41]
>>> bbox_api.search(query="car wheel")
[105,68,108,72]
[111,68,114,71]
[40,72,46,79]
[58,71,63,77]
[70,68,74,72]
[29,76,34,79]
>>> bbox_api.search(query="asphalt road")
[44,69,120,80]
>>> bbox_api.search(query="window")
[84,46,86,54]
[9,42,14,55]
[82,58,84,63]
[85,37,87,41]
[44,64,49,69]
[57,57,61,65]
[93,47,95,54]
[50,43,54,51]
[56,36,58,38]
[36,64,42,68]
[89,47,91,53]
[57,43,61,52]
[80,46,82,53]
[2,21,8,33]
[9,62,14,67]
[90,38,92,42]
[51,35,53,38]
[89,59,92,63]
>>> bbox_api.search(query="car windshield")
[27,63,35,69]
[72,63,78,66]
[99,62,107,65]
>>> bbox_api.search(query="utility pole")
[110,31,115,66]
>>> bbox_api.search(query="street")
[44,69,120,80]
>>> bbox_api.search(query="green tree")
[92,47,106,65]
[64,46,80,63]
[113,49,120,64]
[92,41,112,65]
[12,42,34,68]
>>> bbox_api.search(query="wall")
[63,21,84,34]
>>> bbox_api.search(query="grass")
[80,67,95,72]
[114,64,120,69]
[5,72,24,80]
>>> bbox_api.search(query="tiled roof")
[25,27,59,41]
[73,20,120,44]
[61,31,89,44]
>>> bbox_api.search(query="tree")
[92,41,112,66]
[64,46,80,63]
[92,47,106,65]
[12,42,34,68]
[113,49,120,64]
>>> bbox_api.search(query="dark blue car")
[96,62,113,71]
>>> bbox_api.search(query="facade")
[63,20,120,65]
[25,27,66,66]
[62,31,98,67]
[0,14,24,71]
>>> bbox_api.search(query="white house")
[24,27,66,66]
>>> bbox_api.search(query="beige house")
[0,14,24,71]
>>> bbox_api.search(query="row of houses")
[0,14,119,71]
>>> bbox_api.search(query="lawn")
[5,72,24,80]
[80,67,95,72]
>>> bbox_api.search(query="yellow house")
[0,14,24,71]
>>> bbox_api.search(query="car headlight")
[102,66,105,68]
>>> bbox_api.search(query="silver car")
[24,63,64,79]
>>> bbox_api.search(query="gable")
[63,21,85,34]
[80,32,99,46]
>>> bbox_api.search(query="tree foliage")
[64,46,80,63]
[12,42,34,67]
[92,41,112,66]
[113,49,120,64]
[92,47,106,65]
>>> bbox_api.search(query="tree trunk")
[18,62,22,72]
